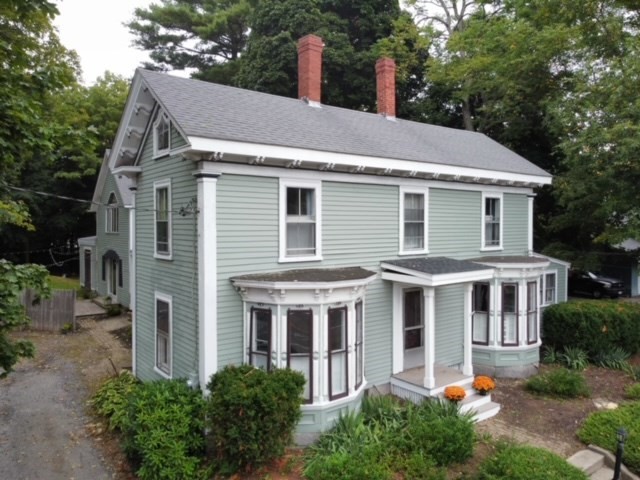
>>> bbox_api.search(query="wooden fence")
[20,289,76,332]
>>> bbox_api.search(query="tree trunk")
[462,98,474,131]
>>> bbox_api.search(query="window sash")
[472,283,490,345]
[286,187,316,256]
[527,282,538,344]
[287,309,313,403]
[250,308,271,371]
[328,306,348,400]
[155,187,170,255]
[484,197,501,247]
[544,273,556,304]
[156,298,170,374]
[501,284,518,346]
[403,193,424,250]
[156,116,170,152]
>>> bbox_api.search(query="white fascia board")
[188,136,553,186]
[231,274,378,291]
[475,260,551,270]
[112,166,142,177]
[107,73,144,170]
[90,157,110,213]
[532,252,571,267]
[380,267,495,287]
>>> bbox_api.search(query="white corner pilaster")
[195,172,219,390]
[392,283,404,374]
[527,195,534,254]
[423,287,435,389]
[463,282,473,376]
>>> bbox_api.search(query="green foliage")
[0,259,50,377]
[48,275,79,290]
[543,301,640,357]
[578,402,640,474]
[541,345,559,364]
[120,379,207,480]
[476,443,588,480]
[90,371,140,430]
[625,383,640,400]
[559,346,589,370]
[205,364,305,474]
[591,346,631,370]
[525,368,590,398]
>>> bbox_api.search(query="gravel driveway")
[0,316,131,480]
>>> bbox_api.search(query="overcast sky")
[54,0,155,84]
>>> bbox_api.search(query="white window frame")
[399,186,429,255]
[154,180,172,260]
[541,271,557,306]
[153,112,171,158]
[105,192,119,233]
[154,292,173,378]
[481,192,503,251]
[279,178,322,263]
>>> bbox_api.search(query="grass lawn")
[48,275,80,290]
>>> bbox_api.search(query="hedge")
[542,300,640,356]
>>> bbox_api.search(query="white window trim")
[541,271,557,306]
[481,192,503,251]
[153,112,171,158]
[154,179,173,260]
[399,186,429,255]
[279,178,322,263]
[105,192,119,234]
[154,291,173,379]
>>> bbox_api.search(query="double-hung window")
[482,193,503,250]
[280,179,321,262]
[400,188,428,254]
[472,283,490,345]
[153,113,171,157]
[155,293,172,377]
[328,306,348,400]
[154,180,172,258]
[287,309,314,403]
[106,192,119,233]
[543,272,557,305]
[501,283,518,346]
[527,281,538,344]
[249,308,272,371]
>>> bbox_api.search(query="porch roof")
[380,257,494,287]
[230,266,377,289]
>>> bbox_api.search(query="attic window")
[154,113,171,156]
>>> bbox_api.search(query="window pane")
[405,328,423,349]
[290,356,310,399]
[485,198,500,246]
[157,300,169,333]
[545,273,556,304]
[331,351,347,396]
[503,314,517,344]
[473,283,490,312]
[286,223,315,255]
[287,187,300,215]
[503,285,517,313]
[528,312,537,343]
[473,312,488,343]
[157,188,168,221]
[288,310,312,355]
[404,193,424,221]
[328,308,346,352]
[157,221,169,252]
[404,223,424,249]
[404,290,422,327]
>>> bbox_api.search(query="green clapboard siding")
[503,193,528,255]
[429,189,480,258]
[134,125,199,382]
[95,171,130,308]
[434,284,464,367]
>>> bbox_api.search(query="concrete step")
[459,392,491,413]
[470,400,501,422]
[591,466,615,480]
[568,449,605,476]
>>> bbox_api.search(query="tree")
[126,0,256,84]
[0,260,50,378]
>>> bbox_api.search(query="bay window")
[501,283,518,346]
[287,309,314,404]
[472,283,490,345]
[328,306,348,400]
[250,307,271,371]
[527,282,538,344]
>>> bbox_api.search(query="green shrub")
[121,379,206,480]
[592,346,631,370]
[206,365,305,474]
[541,345,559,364]
[578,402,640,474]
[90,371,140,430]
[525,368,590,398]
[560,346,589,370]
[476,444,588,479]
[395,451,446,480]
[625,383,640,400]
[304,445,393,480]
[360,394,406,430]
[543,301,640,357]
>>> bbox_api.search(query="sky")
[53,0,155,84]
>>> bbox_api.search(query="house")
[87,34,567,439]
[78,151,134,309]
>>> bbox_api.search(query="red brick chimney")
[376,57,396,118]
[297,34,324,104]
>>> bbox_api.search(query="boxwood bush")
[543,301,640,357]
[578,402,640,474]
[206,365,305,474]
[476,444,588,479]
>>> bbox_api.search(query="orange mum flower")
[444,385,467,402]
[472,375,496,394]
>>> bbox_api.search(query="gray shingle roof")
[382,257,492,275]
[138,69,550,178]
[231,267,376,283]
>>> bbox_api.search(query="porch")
[390,364,501,422]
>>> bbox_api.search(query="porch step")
[469,400,501,423]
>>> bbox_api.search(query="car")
[568,270,625,299]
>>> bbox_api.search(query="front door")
[106,258,118,302]
[403,289,424,369]
[84,250,92,290]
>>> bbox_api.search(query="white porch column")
[423,287,436,389]
[527,195,534,254]
[518,279,527,346]
[195,172,220,390]
[463,282,474,376]
[392,283,403,374]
